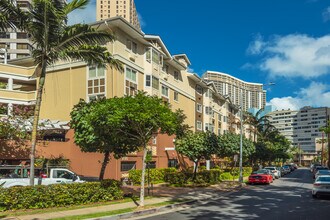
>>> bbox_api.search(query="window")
[168,159,178,168]
[152,49,161,64]
[17,32,28,39]
[205,106,212,115]
[146,161,156,169]
[152,76,159,90]
[126,39,137,53]
[146,48,151,62]
[125,67,137,95]
[146,75,151,87]
[152,136,157,145]
[88,66,106,101]
[174,71,179,80]
[121,161,136,171]
[161,85,169,97]
[196,121,202,130]
[205,123,214,132]
[196,85,203,94]
[16,43,29,49]
[197,104,202,113]
[162,64,169,73]
[174,91,179,102]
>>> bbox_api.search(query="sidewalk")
[2,181,243,220]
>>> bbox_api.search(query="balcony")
[0,89,36,102]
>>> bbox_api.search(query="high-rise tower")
[96,0,141,30]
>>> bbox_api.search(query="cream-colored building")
[0,17,255,177]
[202,71,266,111]
[96,0,141,30]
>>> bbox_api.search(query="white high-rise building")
[202,71,266,111]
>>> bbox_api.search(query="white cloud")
[247,34,266,55]
[268,82,330,110]
[248,34,330,79]
[67,0,96,25]
[323,7,330,22]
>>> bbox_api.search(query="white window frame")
[87,66,106,102]
[196,121,202,131]
[174,91,179,102]
[145,75,151,87]
[197,104,202,113]
[125,66,138,95]
[161,84,169,98]
[126,39,137,54]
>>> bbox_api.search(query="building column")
[8,103,13,116]
[206,160,210,170]
[7,78,13,90]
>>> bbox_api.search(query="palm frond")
[56,24,116,51]
[63,0,89,15]
[0,0,29,31]
[59,44,122,70]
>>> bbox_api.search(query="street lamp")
[0,48,8,64]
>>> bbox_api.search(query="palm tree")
[319,121,330,167]
[244,109,274,142]
[0,0,122,185]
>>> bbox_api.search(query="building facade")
[96,0,141,30]
[1,17,249,179]
[202,71,266,111]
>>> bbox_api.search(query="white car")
[264,167,281,179]
[312,176,330,198]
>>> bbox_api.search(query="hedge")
[0,179,123,211]
[128,168,177,185]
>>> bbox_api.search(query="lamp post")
[0,48,7,64]
[239,89,244,183]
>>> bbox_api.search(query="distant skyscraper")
[202,71,266,111]
[0,0,33,61]
[96,0,141,30]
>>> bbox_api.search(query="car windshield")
[317,177,330,182]
[265,167,275,170]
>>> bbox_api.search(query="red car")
[248,170,273,184]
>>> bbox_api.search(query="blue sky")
[68,0,330,110]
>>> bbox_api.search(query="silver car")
[314,170,330,180]
[312,176,330,198]
[264,167,281,179]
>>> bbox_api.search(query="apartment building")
[268,107,330,165]
[202,71,266,111]
[267,109,298,145]
[0,17,240,179]
[96,0,141,30]
[0,0,33,62]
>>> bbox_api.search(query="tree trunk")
[99,151,110,180]
[193,160,198,181]
[139,145,148,207]
[29,64,45,186]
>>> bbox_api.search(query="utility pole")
[322,132,324,166]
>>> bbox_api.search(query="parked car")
[314,170,330,180]
[313,166,329,179]
[249,173,273,185]
[311,163,321,173]
[264,167,281,179]
[282,165,291,174]
[253,169,275,181]
[278,167,286,176]
[312,176,330,198]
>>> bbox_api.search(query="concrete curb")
[88,199,197,220]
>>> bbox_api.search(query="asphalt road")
[133,168,330,220]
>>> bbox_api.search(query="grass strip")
[51,200,184,220]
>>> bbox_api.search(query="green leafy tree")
[217,133,255,159]
[175,131,218,180]
[320,121,330,167]
[102,92,185,207]
[70,99,138,180]
[0,0,121,185]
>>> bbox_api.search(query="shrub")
[0,181,123,211]
[219,172,233,181]
[128,168,177,185]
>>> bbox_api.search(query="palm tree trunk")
[99,151,110,180]
[327,133,330,168]
[139,145,148,207]
[29,64,45,186]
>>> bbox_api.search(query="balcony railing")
[0,89,36,101]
